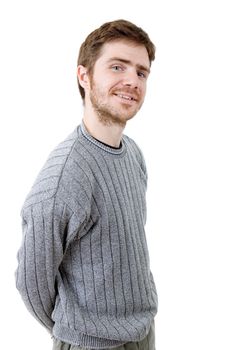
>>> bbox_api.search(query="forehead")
[96,39,150,68]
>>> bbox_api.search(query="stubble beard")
[89,80,142,127]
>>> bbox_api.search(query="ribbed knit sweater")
[16,122,158,349]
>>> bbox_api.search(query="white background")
[0,0,232,349]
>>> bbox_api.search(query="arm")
[15,198,69,332]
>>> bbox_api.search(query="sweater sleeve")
[15,197,82,332]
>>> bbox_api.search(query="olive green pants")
[52,321,155,350]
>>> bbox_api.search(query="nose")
[123,69,140,89]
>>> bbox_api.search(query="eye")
[111,65,124,72]
[137,71,147,79]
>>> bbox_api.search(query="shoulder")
[123,134,147,176]
[22,128,79,210]
[123,134,144,157]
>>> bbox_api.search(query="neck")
[83,112,125,148]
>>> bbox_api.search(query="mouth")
[114,93,138,102]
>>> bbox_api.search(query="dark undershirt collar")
[92,136,122,150]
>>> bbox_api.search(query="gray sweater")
[16,123,158,349]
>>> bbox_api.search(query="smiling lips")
[114,92,138,102]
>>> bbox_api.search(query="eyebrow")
[107,57,151,74]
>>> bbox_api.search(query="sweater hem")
[53,324,127,349]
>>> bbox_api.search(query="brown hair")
[77,19,156,100]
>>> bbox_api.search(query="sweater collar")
[79,122,126,156]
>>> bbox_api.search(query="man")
[16,19,158,350]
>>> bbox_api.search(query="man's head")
[77,19,155,100]
[77,19,155,127]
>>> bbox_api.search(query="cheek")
[92,75,113,92]
[141,84,147,98]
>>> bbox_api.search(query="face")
[86,40,150,126]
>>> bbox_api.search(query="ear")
[77,65,90,90]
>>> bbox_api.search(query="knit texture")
[16,123,158,349]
